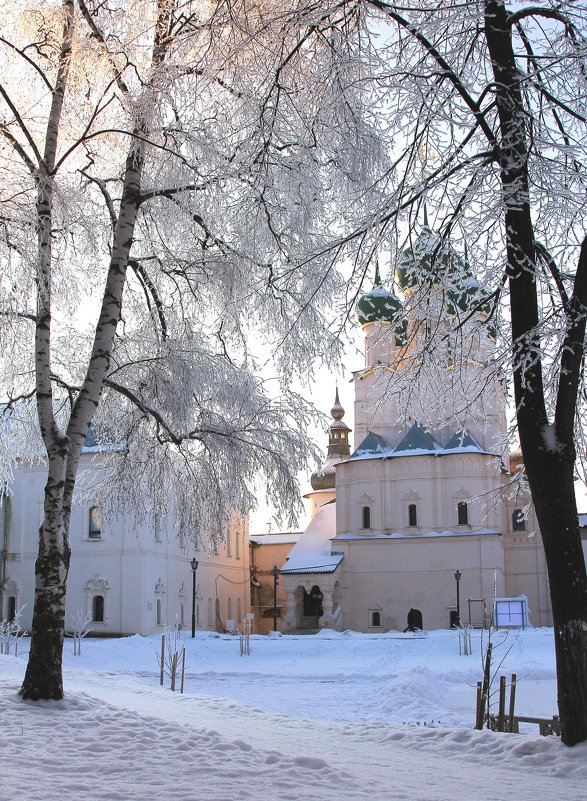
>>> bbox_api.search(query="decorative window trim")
[85,575,109,623]
[2,578,19,621]
[358,493,374,530]
[403,491,420,528]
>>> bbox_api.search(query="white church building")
[280,226,587,633]
[1,440,250,636]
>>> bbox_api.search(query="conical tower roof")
[311,388,351,491]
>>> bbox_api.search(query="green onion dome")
[356,264,404,324]
[356,265,408,346]
[396,227,468,293]
[356,284,404,326]
[447,276,497,339]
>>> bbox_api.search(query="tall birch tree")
[0,0,383,700]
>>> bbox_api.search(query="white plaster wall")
[1,455,250,636]
[337,534,505,631]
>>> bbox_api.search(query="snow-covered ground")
[2,628,586,801]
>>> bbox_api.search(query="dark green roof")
[396,228,470,292]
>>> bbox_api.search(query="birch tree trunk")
[19,0,162,700]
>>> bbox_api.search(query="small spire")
[331,385,344,420]
[374,260,382,287]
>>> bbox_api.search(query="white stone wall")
[1,455,250,636]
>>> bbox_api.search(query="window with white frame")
[85,575,109,623]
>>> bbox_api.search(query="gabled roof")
[349,424,496,462]
[393,423,442,454]
[350,431,391,459]
[444,429,485,452]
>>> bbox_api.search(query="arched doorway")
[303,585,323,617]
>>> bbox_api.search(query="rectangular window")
[88,506,101,539]
[369,609,382,627]
[512,509,526,531]
[362,506,371,529]
[457,501,469,526]
[408,504,418,527]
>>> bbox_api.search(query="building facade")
[1,450,250,636]
[281,229,582,632]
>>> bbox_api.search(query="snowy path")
[2,630,586,801]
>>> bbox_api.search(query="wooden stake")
[508,673,517,733]
[180,648,186,694]
[498,675,506,731]
[171,651,178,691]
[160,634,165,686]
[480,642,492,728]
[475,681,483,729]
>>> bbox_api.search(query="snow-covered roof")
[333,528,500,541]
[349,424,495,461]
[249,532,302,546]
[279,502,342,575]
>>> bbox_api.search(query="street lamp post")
[454,569,462,627]
[191,558,198,639]
[271,565,280,633]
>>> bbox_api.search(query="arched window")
[156,599,162,626]
[408,504,418,527]
[7,596,16,622]
[235,530,241,559]
[226,531,231,557]
[92,595,104,623]
[207,598,213,626]
[370,610,381,627]
[227,598,232,621]
[88,506,101,539]
[512,509,526,531]
[457,502,469,526]
[362,506,371,529]
[180,603,185,627]
[237,598,242,624]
